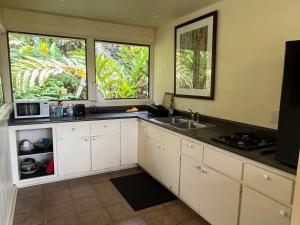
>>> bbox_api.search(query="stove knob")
[279,210,287,217]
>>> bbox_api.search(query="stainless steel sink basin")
[151,117,214,130]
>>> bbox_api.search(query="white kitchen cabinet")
[243,163,293,205]
[121,120,138,165]
[137,121,147,168]
[199,166,241,225]
[91,134,120,171]
[161,145,180,195]
[56,122,90,139]
[91,120,120,136]
[145,136,180,194]
[57,137,91,176]
[146,137,162,180]
[179,155,201,212]
[240,186,291,225]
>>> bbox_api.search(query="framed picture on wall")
[174,11,218,100]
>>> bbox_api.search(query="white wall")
[0,8,155,106]
[0,104,16,225]
[154,0,300,129]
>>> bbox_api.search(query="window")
[95,41,150,100]
[0,76,4,106]
[8,32,87,101]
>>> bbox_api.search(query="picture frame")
[174,11,218,100]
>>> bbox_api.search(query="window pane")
[95,41,149,100]
[8,32,87,100]
[0,76,4,106]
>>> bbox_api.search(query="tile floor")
[13,167,211,225]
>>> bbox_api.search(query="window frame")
[0,75,4,107]
[7,31,89,101]
[94,39,151,100]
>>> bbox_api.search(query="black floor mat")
[111,172,177,211]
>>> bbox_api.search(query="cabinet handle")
[93,137,96,141]
[161,146,165,150]
[279,210,287,217]
[72,128,75,131]
[201,168,208,174]
[85,138,88,142]
[188,143,193,148]
[262,174,270,180]
[104,125,108,128]
[157,145,161,149]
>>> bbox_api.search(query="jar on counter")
[67,104,74,117]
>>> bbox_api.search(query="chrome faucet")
[189,109,200,121]
[188,109,195,121]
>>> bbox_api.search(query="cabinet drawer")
[56,122,90,139]
[240,187,291,225]
[147,125,180,151]
[91,120,120,136]
[181,139,203,162]
[243,164,293,205]
[203,147,243,180]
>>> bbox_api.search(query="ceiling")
[0,0,220,28]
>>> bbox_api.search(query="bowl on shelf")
[33,142,53,152]
[20,158,49,175]
[19,139,34,152]
[20,158,39,174]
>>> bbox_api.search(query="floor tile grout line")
[66,180,85,225]
[15,168,199,225]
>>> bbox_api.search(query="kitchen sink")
[151,117,214,130]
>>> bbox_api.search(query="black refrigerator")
[276,40,300,167]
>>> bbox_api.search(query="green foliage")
[95,42,149,99]
[176,50,209,89]
[9,33,87,100]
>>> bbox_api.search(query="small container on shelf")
[19,156,54,180]
[18,138,53,156]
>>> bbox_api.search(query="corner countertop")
[8,111,297,175]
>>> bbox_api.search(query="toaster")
[73,104,86,117]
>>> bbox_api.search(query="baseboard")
[6,186,17,225]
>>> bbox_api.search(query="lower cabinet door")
[146,138,162,180]
[179,155,201,212]
[199,166,241,225]
[121,120,138,165]
[137,122,147,169]
[91,134,121,171]
[161,146,180,195]
[240,186,291,225]
[57,137,91,176]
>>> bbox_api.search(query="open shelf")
[18,144,53,156]
[20,166,54,180]
[15,127,55,181]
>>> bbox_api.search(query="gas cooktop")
[212,132,276,151]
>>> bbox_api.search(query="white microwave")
[14,100,50,119]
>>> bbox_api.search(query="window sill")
[91,98,153,107]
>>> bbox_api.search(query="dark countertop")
[9,111,297,175]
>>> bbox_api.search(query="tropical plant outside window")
[95,41,149,100]
[8,32,87,101]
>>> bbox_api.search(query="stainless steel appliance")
[73,104,86,117]
[14,100,50,119]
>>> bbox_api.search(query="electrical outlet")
[271,111,279,124]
